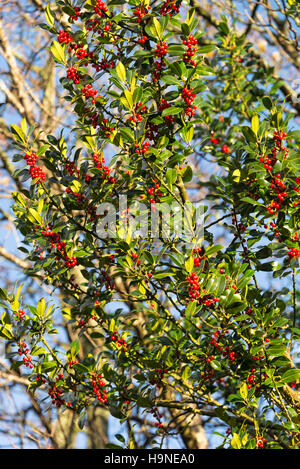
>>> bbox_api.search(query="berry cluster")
[193,247,208,269]
[93,153,117,184]
[71,6,81,21]
[91,373,108,404]
[209,134,231,154]
[257,436,267,449]
[48,384,65,408]
[183,34,198,67]
[130,101,147,123]
[16,309,25,322]
[288,247,300,260]
[94,0,109,17]
[153,60,166,82]
[68,359,79,368]
[181,87,197,117]
[98,58,115,71]
[39,226,78,270]
[150,407,164,428]
[138,35,148,44]
[111,331,127,351]
[30,166,46,183]
[147,181,162,204]
[247,367,267,390]
[259,130,289,174]
[67,66,81,84]
[100,268,116,291]
[131,251,141,266]
[160,0,181,17]
[81,84,98,104]
[222,346,237,364]
[24,152,46,183]
[149,368,167,389]
[210,132,219,145]
[66,186,85,203]
[133,5,150,22]
[273,130,288,158]
[135,140,150,155]
[153,42,168,82]
[221,144,230,154]
[65,160,80,177]
[210,330,227,351]
[74,47,88,61]
[186,272,200,300]
[100,119,115,139]
[24,152,38,166]
[185,272,220,308]
[145,121,159,142]
[35,374,46,384]
[86,18,101,33]
[154,41,168,58]
[269,173,288,207]
[17,341,33,369]
[65,256,78,268]
[57,30,73,45]
[158,98,174,124]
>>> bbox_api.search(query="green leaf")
[186,7,195,25]
[50,40,65,64]
[161,75,182,86]
[186,301,197,316]
[36,297,46,316]
[251,114,259,136]
[205,245,223,256]
[241,126,257,144]
[281,369,300,383]
[0,326,13,340]
[71,339,80,356]
[218,21,229,35]
[197,45,218,54]
[232,169,241,182]
[36,144,49,156]
[240,197,264,207]
[195,66,215,76]
[150,17,161,39]
[115,433,125,443]
[181,125,194,143]
[122,89,133,109]
[231,433,242,449]
[11,124,27,143]
[45,3,55,26]
[109,406,127,418]
[262,96,273,110]
[167,45,184,56]
[28,208,42,225]
[116,61,126,82]
[1,311,11,326]
[20,118,27,134]
[161,106,182,116]
[119,127,135,142]
[31,346,46,356]
[181,165,193,182]
[165,168,177,186]
[185,255,194,273]
[158,336,173,346]
[182,365,191,381]
[240,382,248,401]
[0,288,8,301]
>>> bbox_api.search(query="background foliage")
[0,0,299,449]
